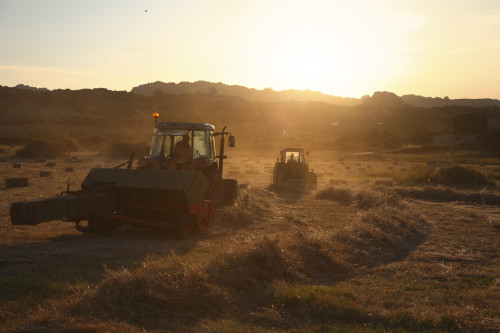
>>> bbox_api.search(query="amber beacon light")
[153,112,159,123]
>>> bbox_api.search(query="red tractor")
[10,116,238,238]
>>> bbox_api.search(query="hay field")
[1,146,499,332]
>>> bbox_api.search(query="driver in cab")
[174,133,193,168]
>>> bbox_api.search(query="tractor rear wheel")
[306,171,317,185]
[204,167,223,207]
[222,179,238,206]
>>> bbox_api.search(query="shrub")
[0,135,35,145]
[100,141,150,158]
[400,165,492,187]
[430,166,490,186]
[75,135,108,151]
[46,135,79,152]
[15,139,73,158]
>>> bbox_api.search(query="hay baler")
[10,119,238,238]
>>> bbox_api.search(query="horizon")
[1,0,500,99]
[6,80,500,101]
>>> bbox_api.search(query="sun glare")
[236,1,426,97]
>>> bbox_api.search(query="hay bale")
[393,161,398,165]
[5,177,28,188]
[359,168,367,172]
[345,166,351,170]
[245,169,260,175]
[65,167,74,172]
[0,158,7,162]
[427,160,437,170]
[330,179,348,185]
[387,166,394,170]
[35,158,46,163]
[355,162,361,166]
[374,180,393,186]
[40,171,51,177]
[400,168,406,171]
[13,163,21,168]
[45,162,56,167]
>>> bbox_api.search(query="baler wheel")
[75,219,120,234]
[173,214,194,239]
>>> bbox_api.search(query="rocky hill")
[130,80,361,106]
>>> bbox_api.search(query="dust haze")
[0,83,499,332]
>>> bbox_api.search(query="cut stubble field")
[0,149,499,332]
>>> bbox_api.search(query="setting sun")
[1,0,499,98]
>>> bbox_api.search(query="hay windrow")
[316,185,403,209]
[61,199,428,330]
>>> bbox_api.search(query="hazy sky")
[1,0,499,99]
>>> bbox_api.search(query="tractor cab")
[151,122,215,159]
[138,120,235,173]
[280,148,306,163]
[273,147,317,185]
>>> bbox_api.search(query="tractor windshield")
[150,128,187,157]
[285,151,302,163]
[192,130,210,159]
[150,128,213,159]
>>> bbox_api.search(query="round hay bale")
[45,162,56,167]
[5,177,28,188]
[13,163,21,168]
[65,167,74,172]
[40,171,51,177]
[35,158,46,163]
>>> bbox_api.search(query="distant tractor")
[10,115,238,238]
[272,148,317,185]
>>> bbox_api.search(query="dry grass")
[1,150,500,332]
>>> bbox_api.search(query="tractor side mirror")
[228,135,236,147]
